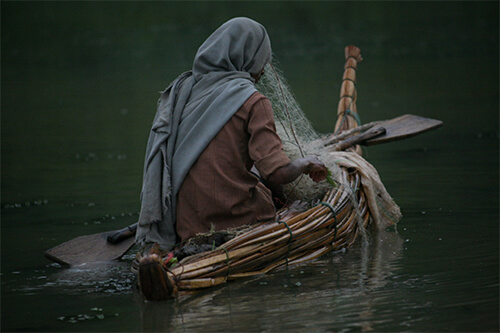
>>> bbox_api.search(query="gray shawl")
[136,18,272,249]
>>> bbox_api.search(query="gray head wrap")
[136,18,272,249]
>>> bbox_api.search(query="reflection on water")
[5,261,136,300]
[43,262,135,295]
[5,227,408,332]
[140,229,404,332]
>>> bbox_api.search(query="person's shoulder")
[238,91,272,120]
[244,91,271,110]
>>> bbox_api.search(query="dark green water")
[2,2,498,332]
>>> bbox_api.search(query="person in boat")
[136,17,328,251]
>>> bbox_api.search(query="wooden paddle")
[363,114,443,146]
[331,126,386,151]
[329,114,443,151]
[44,223,137,266]
[44,115,442,267]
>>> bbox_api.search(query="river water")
[2,2,498,332]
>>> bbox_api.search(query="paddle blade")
[364,114,443,146]
[44,230,135,266]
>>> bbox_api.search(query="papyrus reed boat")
[44,46,442,301]
[133,45,440,301]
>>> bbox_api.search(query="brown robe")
[176,92,291,242]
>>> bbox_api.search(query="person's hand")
[303,157,328,183]
[268,156,328,185]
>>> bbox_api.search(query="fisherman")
[136,17,327,251]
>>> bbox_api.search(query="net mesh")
[257,61,342,201]
[258,61,320,149]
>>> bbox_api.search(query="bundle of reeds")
[334,45,363,154]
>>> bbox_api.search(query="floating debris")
[57,308,112,323]
[4,199,48,209]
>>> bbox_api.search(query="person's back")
[176,91,290,241]
[136,17,327,251]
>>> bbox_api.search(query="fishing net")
[258,57,401,226]
[257,60,351,204]
[258,61,320,148]
[135,46,402,300]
